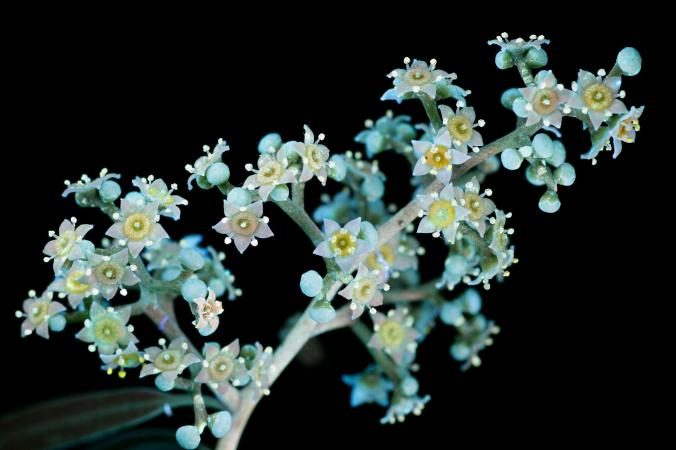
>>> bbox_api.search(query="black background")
[3,29,661,449]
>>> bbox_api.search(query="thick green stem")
[274,198,324,245]
[515,59,534,86]
[419,94,443,132]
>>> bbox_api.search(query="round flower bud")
[617,47,641,76]
[480,155,501,174]
[179,248,205,271]
[206,162,230,186]
[257,132,283,154]
[329,155,347,181]
[401,376,419,396]
[300,270,323,298]
[440,301,463,326]
[445,255,467,275]
[208,278,226,297]
[495,50,515,70]
[500,88,522,110]
[208,411,233,438]
[176,425,201,450]
[361,176,385,201]
[48,314,66,332]
[554,163,576,187]
[365,131,386,156]
[546,140,567,168]
[532,133,554,159]
[450,342,471,361]
[155,375,175,392]
[525,164,546,186]
[462,289,482,315]
[309,300,336,324]
[181,277,208,302]
[226,187,252,207]
[98,180,122,203]
[161,267,182,282]
[538,190,561,213]
[124,191,146,206]
[270,184,290,201]
[525,47,548,68]
[501,148,523,171]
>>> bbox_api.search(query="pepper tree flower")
[17,291,66,339]
[338,264,389,319]
[567,69,627,130]
[381,394,431,425]
[132,176,188,220]
[196,340,249,394]
[342,365,394,407]
[100,342,144,378]
[76,303,137,355]
[369,308,420,365]
[186,139,230,189]
[43,218,93,273]
[212,200,273,253]
[456,177,495,237]
[247,342,274,397]
[382,58,455,100]
[243,150,298,200]
[48,260,93,308]
[365,235,419,274]
[487,32,549,53]
[190,288,224,335]
[62,169,121,197]
[313,218,371,272]
[520,70,570,128]
[609,105,644,159]
[438,105,484,153]
[86,249,139,300]
[106,200,169,257]
[412,133,470,184]
[140,337,201,388]
[286,125,330,185]
[417,184,469,243]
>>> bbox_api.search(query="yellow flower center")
[306,145,325,171]
[353,278,376,304]
[582,83,613,111]
[231,211,259,237]
[28,301,48,325]
[147,186,174,206]
[154,350,181,371]
[55,230,77,256]
[329,230,357,257]
[93,316,124,345]
[404,68,432,86]
[257,161,283,185]
[95,262,123,285]
[366,244,396,270]
[424,145,451,169]
[123,213,152,241]
[464,193,485,221]
[428,199,456,228]
[65,269,90,294]
[447,115,473,142]
[532,88,559,115]
[378,320,405,349]
[209,355,235,381]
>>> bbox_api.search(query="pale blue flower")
[76,302,138,355]
[48,260,93,308]
[247,342,274,398]
[106,200,169,257]
[342,365,393,407]
[567,69,628,130]
[196,339,249,396]
[132,176,188,220]
[285,125,330,185]
[369,308,420,366]
[86,249,139,300]
[62,168,121,198]
[100,342,144,378]
[380,394,431,424]
[313,218,371,272]
[338,264,388,319]
[382,58,456,102]
[140,337,201,387]
[519,70,571,128]
[438,105,484,153]
[455,176,495,237]
[212,200,273,253]
[17,291,66,339]
[242,149,298,200]
[608,105,644,159]
[412,133,470,184]
[416,184,469,243]
[43,218,93,273]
